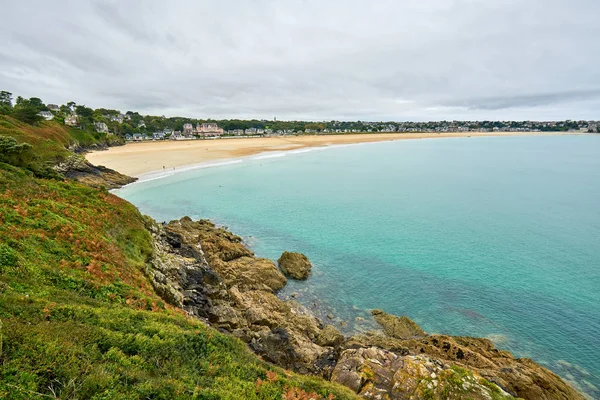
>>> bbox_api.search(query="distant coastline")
[87,131,586,177]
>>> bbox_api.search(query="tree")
[0,91,12,115]
[28,97,47,111]
[75,105,94,126]
[0,91,12,107]
[11,104,43,125]
[0,135,33,165]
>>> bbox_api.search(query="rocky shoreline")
[55,151,136,189]
[143,216,584,400]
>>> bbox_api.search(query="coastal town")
[1,92,598,142]
[48,108,600,141]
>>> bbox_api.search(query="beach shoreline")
[86,131,585,178]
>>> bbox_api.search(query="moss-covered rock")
[278,251,312,280]
[371,309,427,339]
[317,325,345,347]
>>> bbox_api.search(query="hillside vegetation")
[0,115,121,177]
[0,121,357,399]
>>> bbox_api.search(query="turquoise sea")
[115,135,600,398]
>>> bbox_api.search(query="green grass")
[0,161,358,399]
[0,115,122,177]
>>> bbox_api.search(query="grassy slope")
[0,115,110,155]
[0,122,358,399]
[0,116,121,177]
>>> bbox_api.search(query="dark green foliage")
[75,105,94,126]
[0,91,12,115]
[0,91,12,107]
[0,242,18,271]
[0,136,33,163]
[11,104,43,125]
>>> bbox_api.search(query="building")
[47,104,59,112]
[37,111,54,120]
[137,121,146,128]
[183,123,194,135]
[110,114,124,124]
[152,131,165,140]
[64,114,78,126]
[171,131,184,140]
[245,128,257,135]
[94,122,109,133]
[196,122,224,137]
[132,133,144,141]
[125,134,133,141]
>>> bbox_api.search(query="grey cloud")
[1,0,599,121]
[451,89,600,111]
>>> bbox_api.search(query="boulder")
[371,309,426,339]
[278,251,312,280]
[317,325,345,347]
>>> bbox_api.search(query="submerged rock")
[278,251,312,280]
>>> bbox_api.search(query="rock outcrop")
[331,347,517,400]
[371,309,427,339]
[146,216,585,400]
[147,218,334,374]
[278,251,312,280]
[55,154,136,189]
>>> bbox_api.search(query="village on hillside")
[14,96,600,141]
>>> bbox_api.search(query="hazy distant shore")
[87,131,585,177]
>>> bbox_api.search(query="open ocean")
[115,135,600,398]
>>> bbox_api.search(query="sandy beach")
[86,131,582,177]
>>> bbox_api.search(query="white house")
[64,114,78,126]
[94,122,109,133]
[37,111,54,120]
[171,131,185,140]
[110,114,124,124]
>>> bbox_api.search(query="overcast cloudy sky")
[1,0,599,121]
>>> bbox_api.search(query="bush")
[0,243,18,271]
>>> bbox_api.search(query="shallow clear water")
[116,135,600,398]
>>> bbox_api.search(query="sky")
[1,0,599,121]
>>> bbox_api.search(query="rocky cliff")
[146,216,585,400]
[54,153,136,189]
